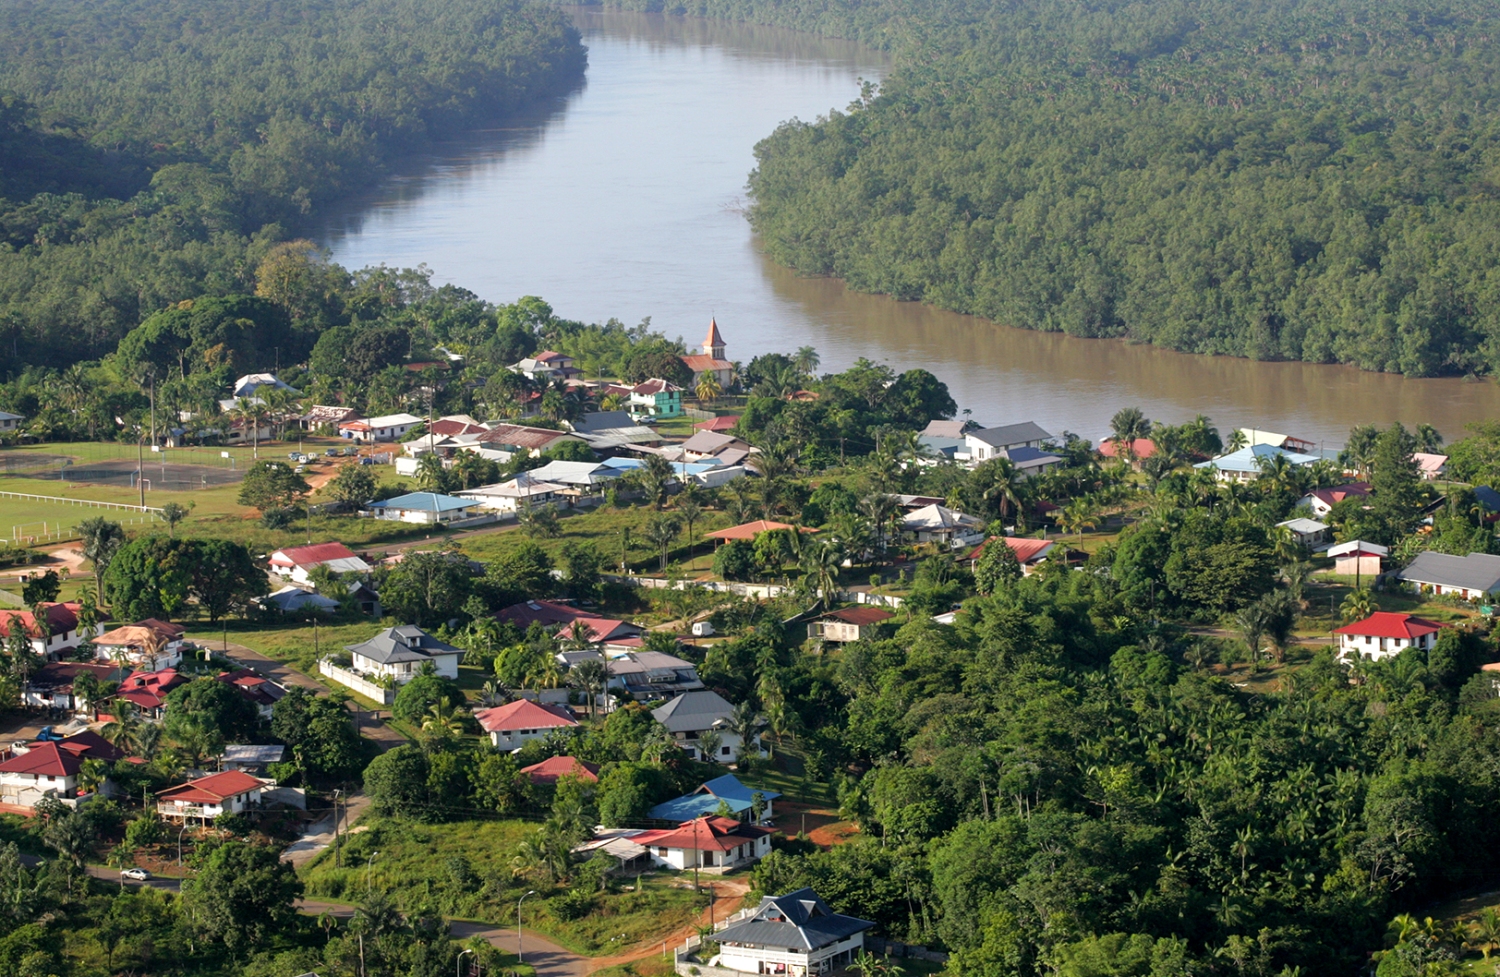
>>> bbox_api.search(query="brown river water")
[315,8,1500,449]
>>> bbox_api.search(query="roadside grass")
[592,957,677,977]
[185,618,383,678]
[301,817,704,954]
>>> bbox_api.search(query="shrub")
[549,888,594,921]
[712,539,754,581]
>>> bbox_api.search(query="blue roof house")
[647,773,780,824]
[366,492,479,525]
[1194,444,1321,483]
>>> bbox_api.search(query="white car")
[120,868,151,881]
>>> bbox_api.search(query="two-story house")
[631,815,773,872]
[1334,612,1443,663]
[629,378,684,419]
[712,888,876,976]
[156,770,274,824]
[93,619,185,670]
[652,690,761,763]
[0,601,109,658]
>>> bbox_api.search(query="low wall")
[319,660,395,704]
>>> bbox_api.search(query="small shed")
[1276,517,1330,547]
[1328,540,1388,579]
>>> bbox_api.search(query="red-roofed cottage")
[0,601,108,658]
[156,770,274,823]
[476,700,579,752]
[268,542,373,583]
[966,536,1056,575]
[632,815,773,871]
[1334,612,1443,663]
[808,606,895,643]
[521,755,600,785]
[114,668,189,719]
[0,742,81,808]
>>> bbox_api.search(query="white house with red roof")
[629,378,684,419]
[632,815,773,872]
[0,742,82,808]
[268,542,373,584]
[114,668,189,719]
[217,669,287,719]
[965,536,1056,575]
[475,700,580,752]
[1334,612,1443,663]
[156,770,274,823]
[497,600,645,651]
[521,755,600,785]
[0,601,108,658]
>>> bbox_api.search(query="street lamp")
[457,947,475,977]
[365,851,380,893]
[331,788,343,868]
[518,889,537,962]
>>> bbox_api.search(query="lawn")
[300,817,705,954]
[185,618,387,680]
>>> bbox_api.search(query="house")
[114,668,189,720]
[631,815,773,872]
[217,669,287,718]
[681,319,734,389]
[345,626,463,682]
[1097,438,1158,466]
[24,661,119,714]
[0,410,22,432]
[366,491,478,524]
[648,773,779,823]
[1237,429,1316,453]
[339,412,423,442]
[680,430,752,462]
[0,742,81,808]
[1398,551,1500,600]
[710,888,875,975]
[568,411,665,452]
[428,415,489,438]
[652,690,761,763]
[0,601,108,658]
[1328,540,1388,579]
[232,373,299,399]
[1334,612,1443,663]
[808,606,895,643]
[268,542,372,584]
[603,651,706,699]
[522,459,623,490]
[156,770,274,823]
[1195,444,1321,483]
[965,422,1053,463]
[629,379,684,419]
[694,416,740,433]
[457,474,568,512]
[300,405,361,432]
[94,619,186,670]
[1301,483,1371,518]
[475,699,579,752]
[1414,453,1449,480]
[1275,518,1330,547]
[471,423,581,460]
[220,744,285,772]
[965,536,1056,575]
[901,503,985,547]
[921,419,969,439]
[706,520,816,545]
[521,755,600,785]
[512,350,582,382]
[258,586,341,614]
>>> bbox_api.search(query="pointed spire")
[704,318,726,359]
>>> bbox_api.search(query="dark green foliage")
[185,537,264,623]
[271,688,366,782]
[116,295,297,381]
[364,744,437,821]
[392,673,467,726]
[712,539,756,581]
[180,840,302,953]
[100,535,194,621]
[19,570,59,606]
[163,678,260,748]
[377,549,475,627]
[237,461,311,512]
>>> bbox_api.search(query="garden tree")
[622,340,692,386]
[116,294,296,380]
[164,679,258,760]
[377,548,473,626]
[101,535,193,622]
[364,745,435,820]
[185,537,263,622]
[77,517,126,593]
[236,460,310,511]
[752,528,794,579]
[181,840,301,953]
[568,658,608,719]
[1343,425,1382,479]
[19,570,59,605]
[517,502,562,539]
[1447,421,1500,486]
[472,750,529,814]
[392,671,468,726]
[1110,407,1151,458]
[415,452,451,493]
[1368,423,1425,541]
[270,688,364,781]
[326,462,378,506]
[542,439,597,464]
[157,501,193,537]
[643,514,681,571]
[478,543,552,607]
[636,453,675,509]
[973,538,1022,594]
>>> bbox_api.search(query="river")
[316,7,1500,449]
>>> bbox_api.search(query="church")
[680,318,734,389]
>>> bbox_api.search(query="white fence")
[319,659,395,704]
[607,574,905,608]
[0,490,162,514]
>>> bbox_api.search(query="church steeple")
[703,318,726,360]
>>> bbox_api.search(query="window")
[721,746,732,756]
[657,847,668,856]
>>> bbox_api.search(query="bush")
[392,673,467,726]
[549,888,594,921]
[712,539,754,581]
[260,507,296,529]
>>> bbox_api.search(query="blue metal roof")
[369,492,474,513]
[1194,443,1321,473]
[646,774,781,822]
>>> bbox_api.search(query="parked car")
[294,465,306,474]
[35,726,65,742]
[324,448,338,456]
[120,868,151,881]
[359,457,375,466]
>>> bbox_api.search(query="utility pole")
[137,437,146,509]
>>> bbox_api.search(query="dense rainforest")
[0,0,585,372]
[597,0,1500,377]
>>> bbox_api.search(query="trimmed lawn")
[185,619,385,679]
[300,817,704,954]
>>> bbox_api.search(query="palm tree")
[794,346,821,378]
[1282,562,1314,607]
[568,658,608,719]
[228,397,271,459]
[1057,498,1100,542]
[858,492,897,554]
[1468,908,1500,960]
[643,514,681,572]
[421,698,465,739]
[676,497,703,567]
[1415,423,1444,454]
[77,758,108,795]
[1225,428,1249,452]
[637,454,675,509]
[696,729,723,763]
[727,700,763,766]
[1235,603,1268,662]
[694,371,722,407]
[1110,407,1151,460]
[159,501,193,538]
[414,452,448,493]
[976,458,1025,528]
[1341,588,1375,624]
[78,518,126,594]
[102,700,142,750]
[802,538,845,609]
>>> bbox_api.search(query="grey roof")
[651,689,735,733]
[1474,485,1500,512]
[681,431,744,454]
[966,422,1052,448]
[921,419,968,438]
[346,626,462,665]
[713,889,874,951]
[571,411,637,434]
[1398,551,1500,593]
[1276,518,1329,534]
[222,744,285,765]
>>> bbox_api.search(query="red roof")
[0,742,80,778]
[535,350,571,363]
[475,700,579,733]
[632,379,680,395]
[1308,483,1371,507]
[476,424,571,450]
[56,730,125,762]
[521,756,600,784]
[116,668,188,710]
[704,318,725,351]
[966,536,1056,563]
[429,418,488,436]
[705,520,816,542]
[682,354,733,373]
[157,770,268,804]
[1098,438,1157,460]
[634,815,771,854]
[1334,612,1443,640]
[0,601,88,639]
[269,542,359,568]
[823,606,895,626]
[694,416,740,432]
